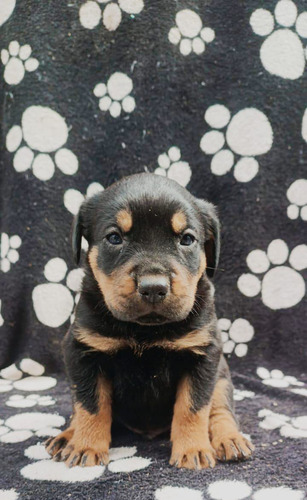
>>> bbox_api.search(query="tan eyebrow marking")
[116,209,133,233]
[171,211,187,234]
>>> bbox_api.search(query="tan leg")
[209,378,254,461]
[46,377,112,467]
[170,377,216,470]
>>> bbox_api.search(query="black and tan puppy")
[46,173,254,469]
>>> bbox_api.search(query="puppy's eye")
[106,232,123,245]
[180,233,195,246]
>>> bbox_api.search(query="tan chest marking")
[75,326,212,356]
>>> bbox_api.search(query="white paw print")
[257,367,306,397]
[94,72,136,118]
[168,9,215,56]
[287,179,307,220]
[250,0,307,80]
[0,358,56,394]
[0,299,4,327]
[154,147,192,187]
[156,482,305,500]
[0,488,19,500]
[208,481,252,500]
[21,444,151,481]
[156,486,203,500]
[258,409,307,439]
[6,394,55,408]
[218,318,255,358]
[0,232,22,273]
[79,0,144,32]
[200,105,273,182]
[208,482,305,500]
[32,258,84,328]
[6,106,79,181]
[0,0,16,27]
[64,182,104,216]
[238,239,307,309]
[233,389,255,402]
[0,412,65,444]
[0,490,19,500]
[1,41,39,85]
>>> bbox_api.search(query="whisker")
[206,266,225,272]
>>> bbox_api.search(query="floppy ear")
[71,210,83,265]
[70,199,91,266]
[71,193,104,265]
[195,199,220,278]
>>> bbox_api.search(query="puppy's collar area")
[74,324,214,357]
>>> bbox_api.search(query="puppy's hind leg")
[209,376,254,461]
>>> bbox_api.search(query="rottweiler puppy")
[46,173,254,469]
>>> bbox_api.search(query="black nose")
[138,276,169,304]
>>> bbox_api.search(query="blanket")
[0,0,306,498]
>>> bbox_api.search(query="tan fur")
[170,377,216,469]
[70,381,112,451]
[88,246,135,311]
[88,242,207,323]
[46,377,112,467]
[75,326,212,357]
[209,378,254,461]
[75,327,127,353]
[171,262,196,302]
[88,246,110,298]
[45,427,74,457]
[155,328,212,355]
[171,211,187,234]
[171,252,206,313]
[115,266,136,297]
[116,209,132,233]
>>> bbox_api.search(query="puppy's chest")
[104,347,193,430]
[105,347,192,396]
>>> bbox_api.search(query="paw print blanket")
[0,0,306,498]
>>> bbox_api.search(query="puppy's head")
[73,173,219,325]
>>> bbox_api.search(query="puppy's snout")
[138,275,170,304]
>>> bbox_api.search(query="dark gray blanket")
[0,0,306,498]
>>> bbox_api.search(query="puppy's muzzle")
[138,275,170,304]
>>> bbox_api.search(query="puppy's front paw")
[45,427,109,467]
[211,432,254,462]
[61,441,109,468]
[170,443,216,470]
[45,428,74,458]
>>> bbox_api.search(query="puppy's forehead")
[94,174,201,234]
[117,195,195,235]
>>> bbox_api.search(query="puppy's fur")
[46,173,254,469]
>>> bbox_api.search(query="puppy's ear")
[71,209,83,265]
[71,195,99,265]
[195,199,220,278]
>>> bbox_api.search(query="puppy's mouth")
[135,312,169,325]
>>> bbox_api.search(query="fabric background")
[0,0,306,498]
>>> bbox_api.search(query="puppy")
[46,173,254,469]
